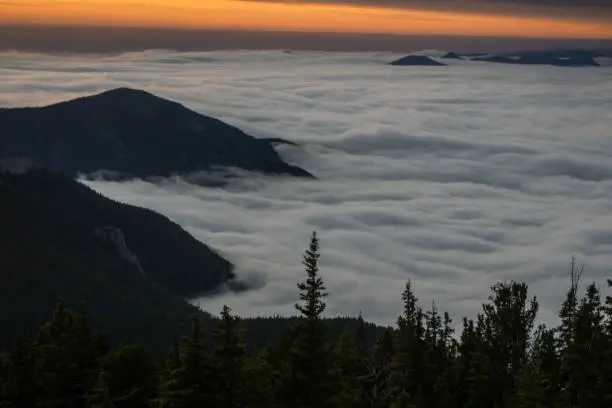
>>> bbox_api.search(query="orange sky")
[1,0,611,39]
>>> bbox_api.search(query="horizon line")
[3,23,612,42]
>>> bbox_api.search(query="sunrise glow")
[1,0,611,39]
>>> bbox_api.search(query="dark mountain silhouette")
[0,88,313,182]
[390,55,446,66]
[441,52,463,60]
[0,162,235,298]
[472,49,601,67]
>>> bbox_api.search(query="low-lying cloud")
[1,50,612,328]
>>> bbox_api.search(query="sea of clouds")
[1,49,612,328]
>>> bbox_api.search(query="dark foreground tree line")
[1,232,611,408]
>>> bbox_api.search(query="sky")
[2,50,611,328]
[1,0,612,39]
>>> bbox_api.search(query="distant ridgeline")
[389,49,609,67]
[0,88,314,183]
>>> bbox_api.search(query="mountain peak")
[63,87,180,112]
[94,86,156,99]
[0,89,314,180]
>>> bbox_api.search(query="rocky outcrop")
[95,226,145,277]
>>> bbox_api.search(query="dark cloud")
[2,26,611,54]
[235,0,612,19]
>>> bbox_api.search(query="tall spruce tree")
[391,281,425,406]
[210,305,246,408]
[480,281,538,408]
[559,283,606,407]
[279,231,338,408]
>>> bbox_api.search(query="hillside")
[0,171,212,353]
[0,163,234,298]
[0,88,314,182]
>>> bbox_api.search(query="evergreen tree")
[602,279,612,406]
[480,281,539,408]
[279,231,338,408]
[295,231,327,320]
[391,281,425,407]
[336,327,366,407]
[8,249,612,408]
[155,316,213,408]
[559,283,606,407]
[363,328,395,408]
[210,305,246,408]
[512,326,560,408]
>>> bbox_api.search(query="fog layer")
[1,50,611,326]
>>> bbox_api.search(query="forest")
[1,231,610,408]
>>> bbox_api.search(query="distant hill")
[0,88,314,182]
[390,55,446,66]
[441,52,463,60]
[472,49,601,67]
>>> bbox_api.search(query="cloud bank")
[1,50,612,328]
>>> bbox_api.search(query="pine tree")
[295,231,327,320]
[457,316,494,408]
[279,231,338,408]
[480,281,539,408]
[210,305,246,408]
[391,281,426,407]
[559,283,606,407]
